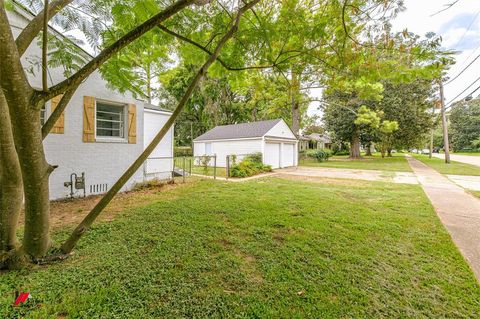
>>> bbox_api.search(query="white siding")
[144,110,174,180]
[194,139,262,167]
[9,10,146,199]
[264,143,281,168]
[282,143,295,167]
[265,120,297,139]
[193,142,205,157]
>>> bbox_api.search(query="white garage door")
[264,143,281,169]
[282,143,295,167]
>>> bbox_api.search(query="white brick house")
[8,5,174,200]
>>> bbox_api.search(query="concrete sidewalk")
[407,155,480,281]
[433,153,480,167]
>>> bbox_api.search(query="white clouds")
[391,0,480,103]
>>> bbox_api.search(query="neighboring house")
[8,5,174,200]
[193,119,298,169]
[299,133,332,151]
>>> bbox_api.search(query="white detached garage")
[193,119,298,169]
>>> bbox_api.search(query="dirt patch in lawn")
[275,174,381,187]
[18,179,189,230]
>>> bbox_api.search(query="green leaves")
[355,105,381,129]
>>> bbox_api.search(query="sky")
[308,0,480,118]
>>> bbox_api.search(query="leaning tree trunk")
[60,0,259,254]
[0,91,24,269]
[350,129,361,159]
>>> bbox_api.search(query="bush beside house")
[230,152,272,178]
[306,149,332,162]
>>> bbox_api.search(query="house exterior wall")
[8,9,173,200]
[265,120,297,139]
[144,110,174,180]
[263,139,298,168]
[193,139,263,167]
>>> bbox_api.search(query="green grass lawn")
[191,165,227,177]
[174,157,227,178]
[300,153,412,172]
[471,191,480,199]
[412,154,480,176]
[453,152,480,157]
[1,178,479,318]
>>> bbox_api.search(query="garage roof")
[194,119,283,141]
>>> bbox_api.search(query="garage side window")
[96,102,126,138]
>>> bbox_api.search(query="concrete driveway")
[277,167,418,184]
[433,153,480,167]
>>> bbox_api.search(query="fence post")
[189,156,192,175]
[182,156,186,183]
[213,155,217,180]
[226,155,230,179]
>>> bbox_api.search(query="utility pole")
[429,104,435,159]
[439,79,450,163]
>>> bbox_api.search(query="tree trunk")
[9,102,52,259]
[0,92,24,268]
[365,142,372,156]
[387,149,392,157]
[350,129,361,159]
[291,71,301,136]
[0,9,51,259]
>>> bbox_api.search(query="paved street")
[433,153,480,167]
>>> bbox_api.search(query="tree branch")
[39,0,197,101]
[0,2,34,103]
[16,0,73,57]
[42,0,49,92]
[60,0,261,254]
[158,25,273,71]
[41,84,78,139]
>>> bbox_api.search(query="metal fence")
[144,153,265,182]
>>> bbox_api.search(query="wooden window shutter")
[83,96,95,142]
[128,104,137,144]
[50,95,65,134]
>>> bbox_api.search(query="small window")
[96,102,126,138]
[40,105,46,126]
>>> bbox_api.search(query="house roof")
[144,103,172,113]
[302,133,332,143]
[194,119,283,141]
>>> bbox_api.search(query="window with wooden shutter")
[128,104,137,144]
[83,96,95,142]
[50,95,65,134]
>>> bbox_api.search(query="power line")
[445,84,480,112]
[430,0,461,16]
[457,42,480,69]
[444,75,480,108]
[444,53,480,85]
[453,9,480,49]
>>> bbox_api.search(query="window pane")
[96,102,125,138]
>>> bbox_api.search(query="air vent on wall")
[89,183,108,194]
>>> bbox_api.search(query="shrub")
[197,155,212,173]
[333,149,349,156]
[230,153,272,178]
[306,149,332,162]
[244,152,263,163]
[174,146,192,157]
